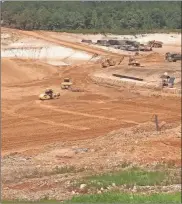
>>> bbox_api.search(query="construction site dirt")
[1,28,181,201]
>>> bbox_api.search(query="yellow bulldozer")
[61,78,72,89]
[39,88,60,100]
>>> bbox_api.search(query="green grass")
[3,192,181,203]
[74,167,178,189]
[66,192,181,203]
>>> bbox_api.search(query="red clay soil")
[2,58,58,85]
[1,29,181,168]
[2,58,181,156]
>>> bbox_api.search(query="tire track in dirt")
[38,103,140,125]
[3,109,89,131]
[38,103,116,121]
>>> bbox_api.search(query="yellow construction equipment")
[61,78,72,89]
[101,56,125,68]
[128,56,140,66]
[39,88,60,100]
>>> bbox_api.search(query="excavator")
[101,56,125,68]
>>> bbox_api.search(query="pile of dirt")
[140,52,165,63]
[2,58,58,85]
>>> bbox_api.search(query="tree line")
[1,1,181,34]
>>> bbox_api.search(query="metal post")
[154,115,159,131]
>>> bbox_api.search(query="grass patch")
[3,192,181,203]
[66,192,181,203]
[75,167,179,188]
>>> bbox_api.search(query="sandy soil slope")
[2,58,58,85]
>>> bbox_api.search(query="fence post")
[154,114,159,131]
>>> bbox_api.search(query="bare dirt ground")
[1,27,181,201]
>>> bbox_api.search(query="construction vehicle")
[96,40,109,46]
[61,78,72,89]
[160,72,175,88]
[165,52,182,62]
[148,40,163,48]
[101,56,125,68]
[39,88,60,100]
[81,39,92,44]
[101,58,116,68]
[139,44,152,51]
[127,46,139,51]
[128,56,140,66]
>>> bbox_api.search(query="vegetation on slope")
[67,192,181,203]
[1,2,181,33]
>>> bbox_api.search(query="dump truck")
[39,88,60,100]
[61,78,72,89]
[165,52,182,62]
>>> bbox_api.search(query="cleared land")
[1,28,181,201]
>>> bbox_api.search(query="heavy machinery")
[148,40,163,48]
[160,72,175,88]
[96,40,109,46]
[81,39,92,44]
[165,52,182,62]
[39,88,60,100]
[101,58,116,68]
[61,78,72,89]
[128,56,140,66]
[139,44,152,51]
[127,46,139,51]
[101,56,125,68]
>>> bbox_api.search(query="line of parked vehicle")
[81,39,163,52]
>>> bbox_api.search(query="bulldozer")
[61,78,72,89]
[128,56,140,66]
[39,88,60,100]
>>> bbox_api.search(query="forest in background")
[1,1,181,34]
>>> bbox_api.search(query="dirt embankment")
[2,58,59,85]
[16,30,125,57]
